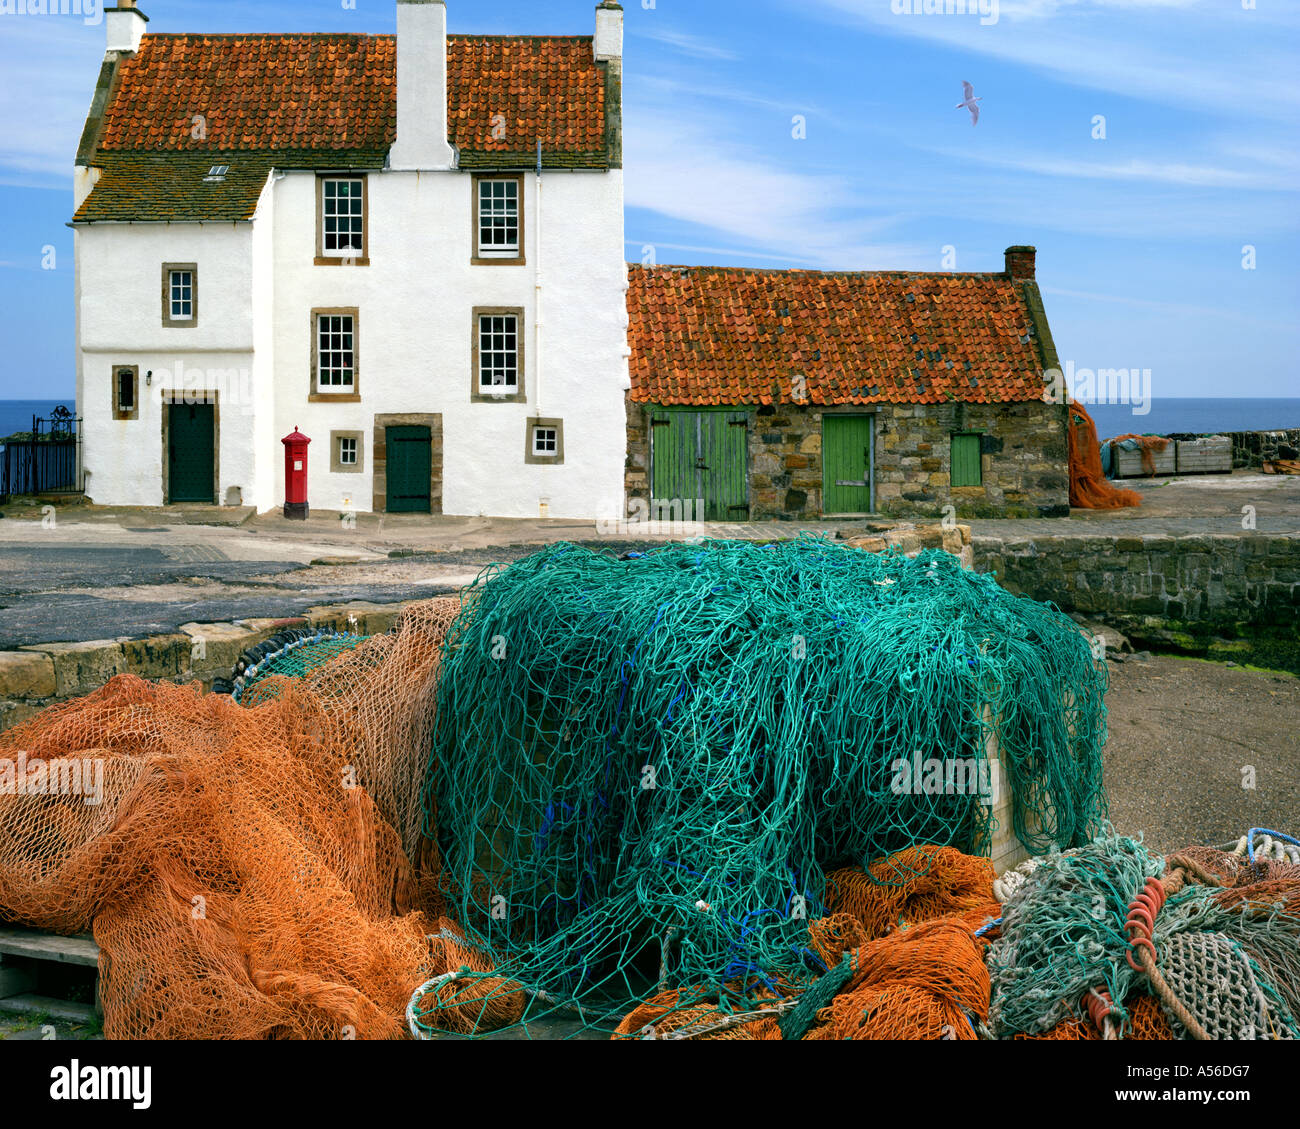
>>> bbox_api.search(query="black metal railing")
[0,406,83,498]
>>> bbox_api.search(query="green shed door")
[822,415,874,515]
[951,434,983,487]
[386,426,432,513]
[650,410,749,522]
[168,402,215,504]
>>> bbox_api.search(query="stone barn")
[625,247,1071,522]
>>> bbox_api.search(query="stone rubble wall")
[626,399,1070,521]
[975,533,1300,626]
[0,601,412,733]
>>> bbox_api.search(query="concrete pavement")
[0,470,1294,647]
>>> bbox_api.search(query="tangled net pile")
[990,830,1300,1041]
[414,538,1107,1036]
[9,536,1285,1042]
[1068,403,1142,510]
[0,601,459,1039]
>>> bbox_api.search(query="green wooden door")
[650,410,749,522]
[386,426,432,513]
[951,434,983,487]
[822,415,874,515]
[168,402,215,504]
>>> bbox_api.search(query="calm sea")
[0,401,76,440]
[1087,399,1300,441]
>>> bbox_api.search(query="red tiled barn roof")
[627,265,1052,406]
[93,33,607,164]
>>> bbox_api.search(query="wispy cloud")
[632,73,816,117]
[632,27,740,61]
[801,0,1300,119]
[921,147,1286,190]
[623,111,921,269]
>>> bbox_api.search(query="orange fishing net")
[1068,402,1142,509]
[824,845,1001,940]
[612,990,785,1040]
[0,600,461,1040]
[803,920,990,1040]
[1109,433,1172,477]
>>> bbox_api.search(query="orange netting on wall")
[1109,434,1172,477]
[1068,402,1143,510]
[0,600,461,1040]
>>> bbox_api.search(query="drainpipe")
[534,139,544,418]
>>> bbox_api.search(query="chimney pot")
[1005,245,1037,281]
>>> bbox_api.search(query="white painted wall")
[249,175,278,510]
[77,222,260,507]
[268,166,628,520]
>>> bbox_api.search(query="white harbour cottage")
[73,0,630,519]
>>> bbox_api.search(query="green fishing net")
[417,537,1108,1036]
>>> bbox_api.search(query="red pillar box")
[282,428,312,520]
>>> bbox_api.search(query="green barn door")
[168,402,215,504]
[822,415,874,515]
[386,426,432,513]
[651,410,750,522]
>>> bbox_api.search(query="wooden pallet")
[0,926,101,1024]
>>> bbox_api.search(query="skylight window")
[203,165,230,183]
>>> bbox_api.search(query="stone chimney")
[390,0,455,171]
[1005,245,1037,282]
[105,1,148,54]
[595,1,624,62]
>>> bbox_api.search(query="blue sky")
[0,0,1296,400]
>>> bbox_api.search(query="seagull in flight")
[957,81,982,126]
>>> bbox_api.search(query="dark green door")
[168,402,215,504]
[386,426,432,513]
[650,409,749,522]
[822,415,874,515]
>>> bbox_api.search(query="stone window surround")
[315,173,370,267]
[525,418,565,465]
[310,307,361,404]
[331,430,365,474]
[112,364,139,421]
[471,307,527,405]
[472,173,527,266]
[161,263,198,328]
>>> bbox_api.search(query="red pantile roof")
[92,33,608,165]
[448,36,607,164]
[627,265,1052,406]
